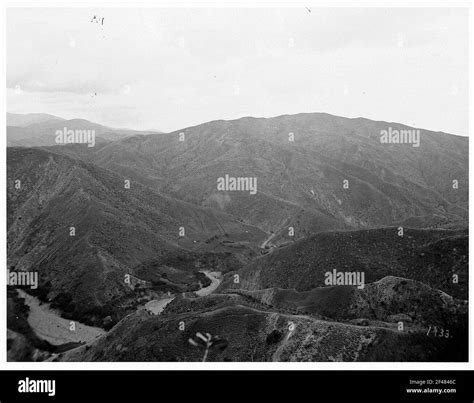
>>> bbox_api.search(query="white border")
[1,0,472,371]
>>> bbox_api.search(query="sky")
[7,7,469,135]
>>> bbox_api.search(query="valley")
[6,112,468,362]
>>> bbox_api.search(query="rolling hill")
[237,227,468,299]
[60,276,467,362]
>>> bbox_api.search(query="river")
[145,270,222,314]
[16,289,105,346]
[195,271,222,297]
[17,270,223,345]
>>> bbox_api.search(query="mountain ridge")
[44,111,467,239]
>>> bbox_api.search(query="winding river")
[16,270,223,347]
[16,289,105,346]
[144,270,222,315]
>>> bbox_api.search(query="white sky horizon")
[7,7,469,136]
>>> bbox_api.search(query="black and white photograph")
[6,5,469,364]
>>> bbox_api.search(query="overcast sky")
[7,7,469,135]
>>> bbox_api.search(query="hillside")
[230,276,466,326]
[6,112,468,362]
[48,113,468,239]
[60,278,466,362]
[237,227,468,299]
[7,147,265,327]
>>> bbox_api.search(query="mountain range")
[7,113,160,147]
[7,111,468,362]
